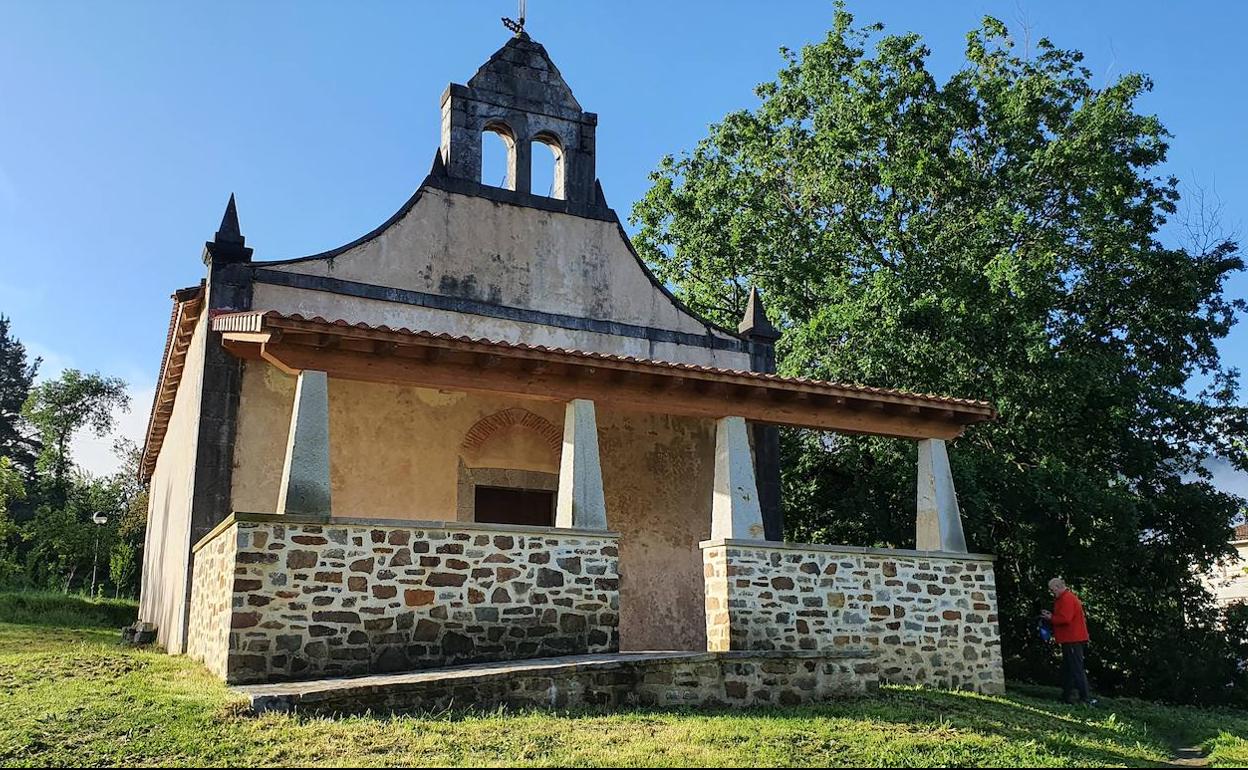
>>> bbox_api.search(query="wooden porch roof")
[212,310,996,441]
[139,284,205,481]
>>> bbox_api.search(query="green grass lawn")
[0,595,1245,767]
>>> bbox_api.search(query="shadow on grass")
[277,684,1229,768]
[854,687,1174,767]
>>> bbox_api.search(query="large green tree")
[22,369,129,500]
[15,370,133,593]
[633,8,1248,702]
[0,456,25,583]
[0,315,39,474]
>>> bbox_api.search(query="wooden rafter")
[213,311,997,441]
[139,285,205,482]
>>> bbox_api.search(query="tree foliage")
[0,456,25,583]
[0,315,39,475]
[22,369,129,497]
[632,7,1248,703]
[0,348,142,597]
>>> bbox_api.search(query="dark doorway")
[474,486,555,527]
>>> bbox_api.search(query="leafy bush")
[0,590,137,629]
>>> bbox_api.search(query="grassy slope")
[0,598,1244,767]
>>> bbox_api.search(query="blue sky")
[0,1,1245,488]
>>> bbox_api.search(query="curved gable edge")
[252,154,748,351]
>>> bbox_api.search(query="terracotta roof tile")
[213,310,998,414]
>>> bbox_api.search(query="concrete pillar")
[276,370,332,517]
[555,399,607,530]
[916,438,967,553]
[711,416,767,540]
[738,287,784,540]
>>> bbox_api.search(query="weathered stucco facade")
[229,373,716,651]
[251,188,749,370]
[138,28,1005,704]
[231,375,568,520]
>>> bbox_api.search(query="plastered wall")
[231,369,564,519]
[254,188,750,369]
[138,308,207,653]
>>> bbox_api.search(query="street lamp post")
[90,512,108,597]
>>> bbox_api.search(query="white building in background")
[1207,524,1248,607]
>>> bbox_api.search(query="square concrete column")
[555,399,607,530]
[916,438,967,553]
[276,370,332,517]
[711,416,767,540]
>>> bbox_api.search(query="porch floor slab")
[234,650,879,714]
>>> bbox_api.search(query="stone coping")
[192,511,619,554]
[234,649,876,701]
[699,538,996,562]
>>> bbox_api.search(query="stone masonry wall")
[186,520,235,678]
[703,540,1004,694]
[189,515,620,684]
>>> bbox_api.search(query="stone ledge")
[235,650,879,714]
[193,512,620,553]
[239,652,709,701]
[699,538,996,562]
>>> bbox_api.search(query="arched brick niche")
[457,407,563,521]
[461,407,562,456]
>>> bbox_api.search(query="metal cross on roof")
[502,0,527,36]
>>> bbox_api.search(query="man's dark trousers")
[1061,642,1090,703]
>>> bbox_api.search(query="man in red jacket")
[1041,577,1097,705]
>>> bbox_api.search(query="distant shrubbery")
[0,590,137,629]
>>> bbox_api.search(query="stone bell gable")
[220,33,749,371]
[441,32,598,207]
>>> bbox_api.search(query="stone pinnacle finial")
[738,286,780,340]
[214,193,244,245]
[204,192,253,265]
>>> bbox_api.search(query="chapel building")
[137,30,1005,698]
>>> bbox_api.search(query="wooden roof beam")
[221,338,969,440]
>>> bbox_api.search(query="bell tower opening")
[481,123,517,190]
[531,133,564,199]
[438,32,599,209]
